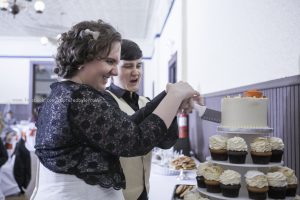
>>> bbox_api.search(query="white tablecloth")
[0,155,20,196]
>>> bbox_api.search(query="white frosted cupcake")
[196,162,212,188]
[245,170,269,200]
[267,172,287,199]
[268,137,284,162]
[203,165,224,193]
[209,135,228,161]
[278,167,298,197]
[219,170,241,197]
[250,137,272,164]
[227,137,248,164]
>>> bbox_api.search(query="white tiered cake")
[221,96,268,129]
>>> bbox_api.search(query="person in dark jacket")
[0,139,8,167]
[13,138,31,193]
[107,39,178,200]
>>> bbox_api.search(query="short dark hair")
[121,39,143,61]
[54,19,121,78]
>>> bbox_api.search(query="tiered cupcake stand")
[197,127,293,200]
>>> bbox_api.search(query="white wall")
[0,59,30,104]
[0,37,56,56]
[0,37,55,104]
[144,0,182,98]
[186,0,300,94]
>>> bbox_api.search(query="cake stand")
[217,126,273,134]
[169,169,196,180]
[198,127,291,200]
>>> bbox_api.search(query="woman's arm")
[70,88,168,157]
[70,82,197,157]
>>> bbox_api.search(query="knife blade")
[193,103,221,123]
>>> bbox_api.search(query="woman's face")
[80,42,121,91]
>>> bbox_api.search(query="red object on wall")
[178,113,188,139]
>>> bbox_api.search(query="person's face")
[80,42,121,91]
[113,58,143,92]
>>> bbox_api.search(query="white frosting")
[203,166,224,181]
[268,137,284,150]
[250,137,271,152]
[245,170,268,188]
[196,162,212,176]
[267,172,288,187]
[209,135,228,150]
[227,136,248,151]
[279,167,298,185]
[221,96,268,128]
[219,170,241,185]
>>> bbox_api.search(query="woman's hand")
[166,81,200,101]
[178,95,202,114]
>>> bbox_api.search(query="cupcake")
[219,170,241,197]
[250,137,272,164]
[278,167,298,197]
[268,137,284,162]
[227,136,248,164]
[203,165,224,193]
[266,171,287,199]
[196,162,212,188]
[209,135,228,161]
[245,170,269,200]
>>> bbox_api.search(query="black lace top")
[35,81,172,190]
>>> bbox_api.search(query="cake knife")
[193,103,221,123]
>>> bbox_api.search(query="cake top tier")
[220,90,269,129]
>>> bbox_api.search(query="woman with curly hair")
[33,19,199,200]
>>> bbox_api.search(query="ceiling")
[0,0,171,41]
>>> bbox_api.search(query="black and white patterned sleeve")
[69,88,167,157]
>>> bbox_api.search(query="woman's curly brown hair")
[54,19,121,78]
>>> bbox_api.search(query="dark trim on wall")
[155,0,176,38]
[204,75,300,98]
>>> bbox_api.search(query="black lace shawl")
[35,81,175,189]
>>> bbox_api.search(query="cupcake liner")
[270,149,283,162]
[247,186,268,200]
[268,186,287,199]
[286,184,297,197]
[196,176,206,188]
[248,190,267,200]
[251,151,271,164]
[210,148,228,161]
[205,179,221,193]
[228,150,247,164]
[220,183,241,197]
